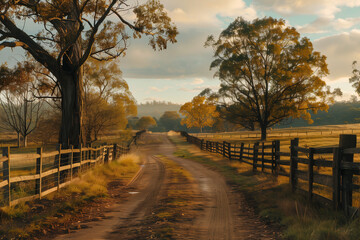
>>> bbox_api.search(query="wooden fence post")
[57,144,62,190]
[36,147,43,198]
[2,147,10,206]
[113,144,117,161]
[339,134,356,215]
[105,147,109,163]
[223,141,226,156]
[201,139,204,150]
[253,142,259,171]
[308,148,314,201]
[228,142,232,159]
[79,144,82,173]
[332,147,341,210]
[70,145,73,181]
[261,142,265,172]
[273,140,280,174]
[240,143,244,161]
[290,138,299,192]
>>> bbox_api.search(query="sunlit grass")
[0,153,142,239]
[170,135,360,240]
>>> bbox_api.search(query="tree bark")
[23,135,27,147]
[59,70,83,149]
[261,125,267,141]
[17,132,20,148]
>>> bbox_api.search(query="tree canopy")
[180,96,219,133]
[159,111,181,131]
[0,62,42,147]
[83,59,137,144]
[205,17,340,140]
[0,0,178,148]
[136,116,157,130]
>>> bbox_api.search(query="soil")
[43,132,281,239]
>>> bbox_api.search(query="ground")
[47,132,279,239]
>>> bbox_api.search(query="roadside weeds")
[0,153,141,240]
[170,135,360,240]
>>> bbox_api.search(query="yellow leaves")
[179,96,219,131]
[136,116,156,130]
[134,0,178,50]
[207,16,336,131]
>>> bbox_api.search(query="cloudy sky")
[121,0,360,104]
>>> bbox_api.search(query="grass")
[195,123,360,148]
[170,135,360,240]
[0,153,141,239]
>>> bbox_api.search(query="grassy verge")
[128,155,198,240]
[0,153,141,240]
[170,135,360,240]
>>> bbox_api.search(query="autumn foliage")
[206,17,340,140]
[180,96,219,133]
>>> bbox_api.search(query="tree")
[0,63,43,147]
[350,61,360,96]
[83,59,137,145]
[159,111,181,131]
[0,0,178,148]
[179,96,219,133]
[136,116,157,130]
[205,17,340,140]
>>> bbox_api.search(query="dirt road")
[54,133,276,240]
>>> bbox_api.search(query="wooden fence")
[192,128,360,140]
[181,131,360,216]
[0,130,145,207]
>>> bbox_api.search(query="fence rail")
[0,130,146,207]
[191,128,360,140]
[181,131,360,216]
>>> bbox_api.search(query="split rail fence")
[181,131,360,216]
[0,130,145,207]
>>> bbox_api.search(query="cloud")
[178,87,198,93]
[297,16,360,34]
[121,26,219,79]
[119,0,258,80]
[191,78,204,85]
[332,18,360,31]
[313,29,360,80]
[178,84,220,93]
[143,97,164,102]
[298,17,333,34]
[254,0,360,18]
[165,0,257,26]
[149,86,170,92]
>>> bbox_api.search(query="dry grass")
[0,153,142,239]
[170,135,360,240]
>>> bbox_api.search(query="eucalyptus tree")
[0,0,177,148]
[206,17,340,140]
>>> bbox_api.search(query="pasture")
[187,124,360,212]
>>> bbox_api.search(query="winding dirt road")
[54,133,277,240]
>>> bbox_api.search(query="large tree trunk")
[17,132,20,148]
[58,5,84,149]
[23,135,27,147]
[59,70,83,149]
[260,125,267,141]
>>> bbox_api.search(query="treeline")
[137,101,182,119]
[279,101,360,128]
[131,100,360,132]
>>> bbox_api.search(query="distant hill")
[137,101,182,119]
[135,100,360,130]
[278,101,360,128]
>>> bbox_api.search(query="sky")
[1,1,360,104]
[119,0,360,104]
